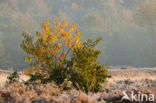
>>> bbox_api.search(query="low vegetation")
[1,67,156,102]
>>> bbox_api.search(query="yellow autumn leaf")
[62,21,68,27]
[92,68,96,72]
[24,69,33,75]
[60,52,67,59]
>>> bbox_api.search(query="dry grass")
[0,82,103,103]
[0,67,156,103]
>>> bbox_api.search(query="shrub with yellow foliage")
[21,19,109,93]
[21,19,81,83]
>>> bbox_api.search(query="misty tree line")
[80,1,156,67]
[0,1,156,69]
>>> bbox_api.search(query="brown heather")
[0,82,104,103]
[1,66,156,102]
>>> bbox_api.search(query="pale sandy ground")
[0,73,9,87]
[108,67,156,81]
[105,67,156,91]
[0,70,29,87]
[1,67,156,87]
